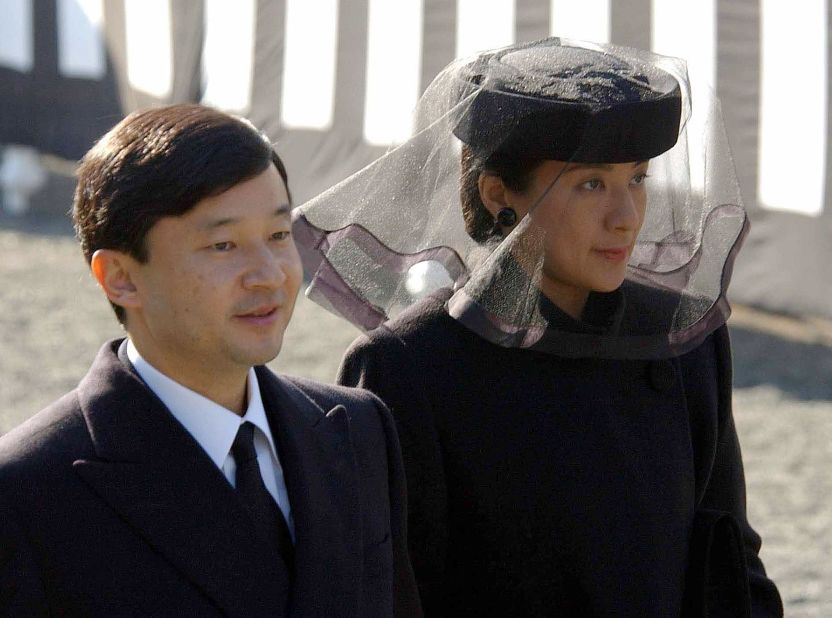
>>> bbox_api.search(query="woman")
[294,39,782,616]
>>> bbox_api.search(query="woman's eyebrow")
[564,161,648,173]
[565,163,612,172]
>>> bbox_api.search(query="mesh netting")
[293,37,746,359]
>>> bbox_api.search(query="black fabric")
[455,86,682,163]
[0,339,422,618]
[683,509,752,618]
[338,291,783,617]
[232,421,295,576]
[452,40,682,162]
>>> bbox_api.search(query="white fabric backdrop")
[1,0,829,319]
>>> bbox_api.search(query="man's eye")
[212,241,234,252]
[271,231,291,241]
[581,179,602,190]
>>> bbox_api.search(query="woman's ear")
[90,249,142,313]
[477,173,510,219]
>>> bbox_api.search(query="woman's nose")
[606,187,641,233]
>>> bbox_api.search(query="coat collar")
[73,340,361,617]
[255,367,362,617]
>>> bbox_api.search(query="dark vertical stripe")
[170,0,204,103]
[249,0,287,136]
[420,0,457,94]
[26,0,122,157]
[716,0,761,212]
[515,0,551,44]
[32,0,58,79]
[333,0,369,138]
[610,0,651,50]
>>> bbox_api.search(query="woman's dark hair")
[72,103,289,323]
[459,145,540,242]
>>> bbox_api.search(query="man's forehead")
[195,204,291,231]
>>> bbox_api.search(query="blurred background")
[0,0,830,615]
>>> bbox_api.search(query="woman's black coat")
[338,292,782,617]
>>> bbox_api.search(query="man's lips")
[594,247,629,262]
[234,304,281,325]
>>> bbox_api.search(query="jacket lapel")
[73,340,290,617]
[257,369,362,618]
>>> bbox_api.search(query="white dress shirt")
[126,339,294,539]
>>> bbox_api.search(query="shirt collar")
[125,339,278,470]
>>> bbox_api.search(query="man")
[0,104,421,617]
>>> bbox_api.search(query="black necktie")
[232,421,295,572]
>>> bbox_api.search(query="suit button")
[648,360,675,392]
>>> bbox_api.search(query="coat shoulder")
[0,390,91,506]
[348,291,469,363]
[279,373,395,441]
[0,390,89,471]
[281,374,383,414]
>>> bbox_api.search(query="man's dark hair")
[72,103,290,323]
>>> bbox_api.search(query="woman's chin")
[592,275,626,294]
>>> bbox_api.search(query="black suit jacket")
[338,292,782,617]
[0,340,422,617]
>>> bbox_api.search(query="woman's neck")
[538,276,589,321]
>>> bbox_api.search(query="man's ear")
[477,173,511,219]
[90,249,142,312]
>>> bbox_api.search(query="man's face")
[127,164,302,380]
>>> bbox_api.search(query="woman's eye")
[211,241,234,252]
[271,231,291,241]
[581,179,602,190]
[631,173,649,185]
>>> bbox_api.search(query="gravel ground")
[1,215,829,615]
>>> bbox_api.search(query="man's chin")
[230,339,284,368]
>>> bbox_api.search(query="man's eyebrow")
[199,203,291,230]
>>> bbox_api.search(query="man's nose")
[242,244,287,290]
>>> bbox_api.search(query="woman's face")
[505,159,649,317]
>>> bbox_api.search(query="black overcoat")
[338,292,782,617]
[0,339,422,617]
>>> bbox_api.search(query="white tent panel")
[456,0,515,59]
[549,0,610,44]
[364,0,424,145]
[201,0,256,113]
[57,0,106,79]
[651,0,715,88]
[758,0,827,217]
[0,0,34,72]
[651,0,716,195]
[124,0,173,98]
[280,0,339,129]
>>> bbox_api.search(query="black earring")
[496,207,517,227]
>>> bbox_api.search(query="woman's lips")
[595,247,629,262]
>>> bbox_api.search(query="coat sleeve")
[339,330,449,617]
[0,500,49,616]
[685,325,783,617]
